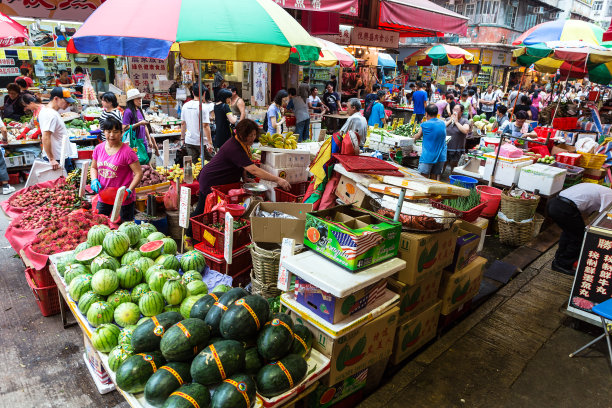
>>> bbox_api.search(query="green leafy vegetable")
[442,189,481,212]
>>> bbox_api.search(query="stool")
[569,298,612,370]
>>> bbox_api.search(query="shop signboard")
[319,25,352,46]
[128,57,167,97]
[1,1,103,22]
[407,66,419,81]
[274,0,359,16]
[465,49,480,65]
[436,66,456,84]
[253,62,268,107]
[421,66,433,82]
[351,27,399,48]
[0,58,19,76]
[491,50,512,66]
[481,49,493,65]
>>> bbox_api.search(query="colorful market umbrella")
[0,12,28,47]
[67,0,320,64]
[289,37,355,68]
[513,19,605,46]
[405,44,473,66]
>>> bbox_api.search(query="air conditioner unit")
[536,6,544,14]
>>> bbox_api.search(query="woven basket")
[249,242,305,298]
[500,190,540,222]
[499,218,534,246]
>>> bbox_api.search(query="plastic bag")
[164,182,179,211]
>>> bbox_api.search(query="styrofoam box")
[483,156,533,186]
[261,164,309,184]
[518,163,567,195]
[263,152,289,168]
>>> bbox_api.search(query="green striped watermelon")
[116,265,142,289]
[140,240,164,259]
[139,291,165,316]
[139,222,157,239]
[68,274,92,301]
[118,222,142,246]
[56,253,76,277]
[90,254,121,274]
[106,289,132,308]
[133,257,155,276]
[78,291,105,315]
[91,323,121,352]
[180,250,206,273]
[74,241,92,255]
[87,225,111,246]
[155,254,180,271]
[180,295,205,318]
[162,278,187,305]
[86,301,114,327]
[64,264,90,285]
[75,245,103,265]
[143,264,165,282]
[148,232,166,242]
[181,271,203,285]
[161,237,178,255]
[186,280,208,297]
[118,325,137,353]
[137,237,149,249]
[130,283,150,304]
[103,231,131,258]
[148,270,174,293]
[114,302,141,327]
[137,317,151,325]
[108,345,132,372]
[164,305,181,313]
[121,250,142,266]
[91,269,119,296]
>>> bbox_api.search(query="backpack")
[364,99,374,120]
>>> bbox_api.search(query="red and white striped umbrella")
[0,13,28,47]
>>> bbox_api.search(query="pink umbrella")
[0,12,29,47]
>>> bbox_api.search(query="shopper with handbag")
[123,88,159,159]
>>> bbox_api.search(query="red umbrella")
[0,13,28,47]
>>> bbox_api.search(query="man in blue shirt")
[412,82,428,124]
[414,104,447,180]
[367,90,387,128]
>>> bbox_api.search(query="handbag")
[122,125,149,165]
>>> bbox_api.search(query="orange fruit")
[306,227,320,243]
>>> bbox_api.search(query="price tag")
[178,186,191,229]
[17,49,29,60]
[0,50,5,59]
[224,212,234,264]
[56,49,68,61]
[79,161,90,198]
[277,238,296,292]
[31,48,43,60]
[202,229,216,246]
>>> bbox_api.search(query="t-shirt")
[323,91,340,113]
[560,183,612,214]
[181,100,211,146]
[214,103,233,148]
[419,118,447,164]
[447,117,469,151]
[122,108,149,152]
[16,76,33,87]
[341,112,368,145]
[267,103,282,133]
[291,96,310,123]
[92,142,139,204]
[412,90,428,115]
[368,102,385,127]
[481,92,495,112]
[435,100,448,116]
[198,136,253,197]
[308,95,322,107]
[99,108,123,142]
[213,71,224,88]
[442,100,456,118]
[39,106,69,161]
[459,100,471,118]
[72,73,85,84]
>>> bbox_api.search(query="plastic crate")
[551,162,584,182]
[25,268,60,317]
[274,181,310,203]
[8,172,20,185]
[26,265,55,287]
[195,243,252,278]
[78,150,94,160]
[578,152,606,169]
[191,211,251,254]
[552,117,579,130]
[5,153,23,168]
[430,200,487,222]
[22,151,36,165]
[211,182,251,204]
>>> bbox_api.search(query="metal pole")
[198,60,205,165]
[393,188,407,222]
[550,62,574,125]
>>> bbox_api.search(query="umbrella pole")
[550,61,574,126]
[198,60,205,165]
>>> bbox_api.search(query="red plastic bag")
[164,181,179,211]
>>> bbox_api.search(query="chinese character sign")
[4,0,103,21]
[127,57,167,97]
[351,27,399,48]
[253,62,267,107]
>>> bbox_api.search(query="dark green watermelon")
[115,351,166,394]
[144,362,192,408]
[256,354,308,398]
[257,313,295,361]
[244,347,264,376]
[189,292,224,320]
[219,295,270,342]
[190,339,245,385]
[131,312,183,353]
[211,374,256,408]
[204,288,248,335]
[161,382,210,408]
[290,324,314,358]
[160,318,211,362]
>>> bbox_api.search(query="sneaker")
[2,185,15,195]
[551,260,575,276]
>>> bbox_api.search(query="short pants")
[0,148,8,182]
[417,160,445,176]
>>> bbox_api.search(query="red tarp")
[378,0,469,37]
[277,0,358,16]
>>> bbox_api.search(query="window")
[505,5,518,28]
[455,4,464,14]
[525,13,537,30]
[466,3,475,14]
[594,1,603,11]
[480,0,499,14]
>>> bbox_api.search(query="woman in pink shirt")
[90,112,143,222]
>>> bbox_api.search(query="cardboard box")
[117,94,127,107]
[291,306,399,385]
[250,202,313,244]
[388,269,442,325]
[448,225,481,273]
[439,256,487,315]
[394,225,458,285]
[390,300,441,365]
[335,175,368,207]
[307,369,368,408]
[470,217,489,253]
[295,277,387,324]
[304,205,401,271]
[583,167,605,182]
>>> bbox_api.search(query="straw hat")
[126,88,146,101]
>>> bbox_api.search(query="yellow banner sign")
[31,48,43,60]
[17,49,29,60]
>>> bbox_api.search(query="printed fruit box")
[390,300,441,365]
[304,205,401,272]
[306,368,367,408]
[388,269,442,325]
[447,226,480,274]
[439,256,486,315]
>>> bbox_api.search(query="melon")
[114,302,141,327]
[78,291,105,315]
[118,325,137,353]
[130,283,150,304]
[133,257,155,276]
[106,289,133,308]
[118,222,142,246]
[64,264,90,285]
[186,280,207,297]
[137,317,151,325]
[164,305,181,313]
[75,245,103,265]
[91,269,119,296]
[117,265,143,289]
[213,284,231,293]
[181,271,203,285]
[139,222,157,238]
[162,278,187,305]
[161,237,177,255]
[56,253,76,277]
[180,295,205,319]
[90,254,121,274]
[155,254,180,271]
[108,345,132,372]
[68,274,92,301]
[103,230,131,258]
[148,270,173,293]
[180,250,206,273]
[86,301,114,327]
[144,264,166,282]
[74,241,91,255]
[87,225,111,246]
[148,232,166,242]
[140,240,164,259]
[139,291,165,316]
[91,323,121,352]
[121,250,142,266]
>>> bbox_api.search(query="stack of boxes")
[368,132,414,155]
[259,148,311,200]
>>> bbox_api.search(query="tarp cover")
[378,0,468,37]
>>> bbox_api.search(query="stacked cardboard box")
[260,148,310,185]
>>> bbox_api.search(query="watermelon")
[64,263,90,285]
[106,289,132,308]
[91,323,121,352]
[144,362,192,407]
[186,280,207,297]
[162,278,187,306]
[108,345,132,372]
[211,374,257,408]
[190,292,224,320]
[118,325,137,353]
[148,269,173,293]
[162,383,210,408]
[204,288,249,336]
[117,265,143,289]
[130,283,150,304]
[144,264,166,282]
[244,347,264,376]
[164,305,180,313]
[213,284,231,293]
[291,324,314,358]
[257,313,295,361]
[220,295,270,342]
[160,318,211,362]
[137,317,151,325]
[190,339,245,385]
[116,351,166,394]
[74,241,91,255]
[118,222,142,246]
[156,254,180,271]
[181,271,202,285]
[75,245,103,265]
[56,253,75,277]
[103,230,131,257]
[179,295,205,319]
[139,291,165,316]
[256,354,308,398]
[90,254,121,274]
[148,231,166,242]
[139,222,157,238]
[121,250,142,265]
[140,240,164,259]
[161,237,178,255]
[137,237,149,248]
[87,224,111,246]
[78,291,105,315]
[86,301,114,327]
[114,302,141,327]
[134,257,156,276]
[91,269,119,296]
[68,274,92,302]
[180,250,206,273]
[131,311,183,353]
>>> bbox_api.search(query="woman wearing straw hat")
[123,88,159,158]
